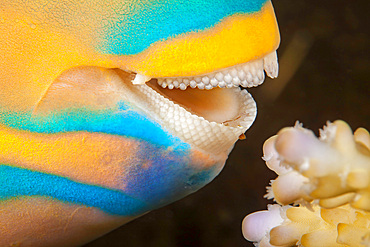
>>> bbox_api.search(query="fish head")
[0,0,280,245]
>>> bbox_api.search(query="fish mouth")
[125,51,278,155]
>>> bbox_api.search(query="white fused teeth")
[132,74,152,85]
[263,51,279,78]
[156,51,278,90]
[134,84,256,154]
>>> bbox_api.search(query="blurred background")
[86,0,369,246]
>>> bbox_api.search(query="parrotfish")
[0,0,280,246]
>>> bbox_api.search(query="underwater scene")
[0,0,368,246]
[86,0,368,246]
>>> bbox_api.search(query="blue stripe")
[0,164,150,216]
[0,102,190,151]
[99,0,268,55]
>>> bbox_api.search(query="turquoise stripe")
[99,0,268,55]
[0,102,190,151]
[0,164,150,216]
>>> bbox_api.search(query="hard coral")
[242,120,370,247]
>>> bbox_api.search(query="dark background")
[86,0,369,246]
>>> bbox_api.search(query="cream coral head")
[243,120,370,247]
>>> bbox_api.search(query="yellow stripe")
[0,124,139,190]
[121,1,280,77]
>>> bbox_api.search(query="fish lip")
[33,50,278,155]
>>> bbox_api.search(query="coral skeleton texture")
[242,120,370,247]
